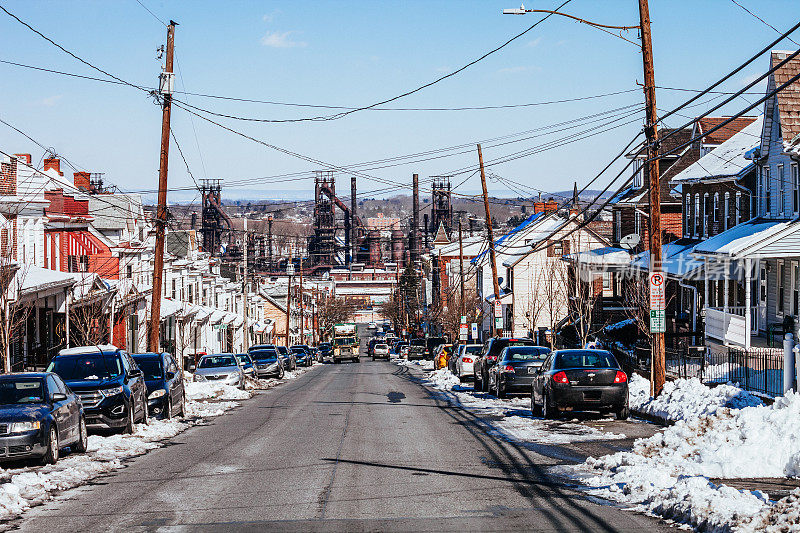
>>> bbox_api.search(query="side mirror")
[166,371,176,380]
[51,392,67,402]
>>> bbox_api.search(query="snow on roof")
[500,216,581,266]
[692,217,792,257]
[19,266,75,294]
[608,185,636,205]
[472,212,546,264]
[671,116,762,183]
[159,298,183,319]
[569,247,632,268]
[58,344,119,356]
[631,240,704,278]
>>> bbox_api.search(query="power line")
[730,0,800,47]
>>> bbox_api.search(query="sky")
[0,0,796,204]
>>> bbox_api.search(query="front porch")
[704,306,776,348]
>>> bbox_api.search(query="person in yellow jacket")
[434,344,453,370]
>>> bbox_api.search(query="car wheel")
[141,399,150,425]
[616,405,630,420]
[74,416,88,453]
[542,391,557,420]
[531,391,542,417]
[124,402,136,434]
[495,380,505,399]
[355,358,360,363]
[278,365,285,379]
[165,397,173,419]
[41,426,59,465]
[178,393,186,417]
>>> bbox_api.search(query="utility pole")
[459,218,466,318]
[299,253,304,345]
[148,21,176,353]
[412,173,419,264]
[267,215,273,272]
[638,0,665,397]
[242,218,249,352]
[285,248,293,347]
[478,144,501,337]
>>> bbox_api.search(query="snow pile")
[739,488,800,532]
[414,367,624,445]
[423,368,461,390]
[184,381,251,401]
[396,359,434,370]
[629,374,763,422]
[575,389,800,530]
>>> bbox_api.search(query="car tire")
[141,399,150,425]
[278,365,285,379]
[178,393,186,417]
[41,426,59,465]
[74,416,88,453]
[542,391,557,420]
[530,392,542,417]
[495,380,505,399]
[124,402,135,434]
[165,397,173,419]
[355,358,360,363]
[616,405,629,420]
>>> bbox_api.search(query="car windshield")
[318,343,330,349]
[554,351,619,369]
[503,347,549,362]
[0,379,45,404]
[198,355,236,368]
[135,359,164,380]
[250,350,278,361]
[235,355,252,366]
[464,346,482,354]
[375,344,388,349]
[334,337,356,346]
[291,348,305,354]
[47,354,123,381]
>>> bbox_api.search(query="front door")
[758,261,768,332]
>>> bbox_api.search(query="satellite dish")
[619,233,640,250]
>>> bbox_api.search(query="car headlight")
[101,386,124,397]
[148,389,166,400]
[193,374,206,382]
[10,421,40,433]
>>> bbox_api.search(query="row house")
[691,51,800,349]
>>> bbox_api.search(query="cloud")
[40,95,63,107]
[526,36,543,47]
[262,9,281,23]
[740,72,765,87]
[261,31,307,48]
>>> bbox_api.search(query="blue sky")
[0,0,796,203]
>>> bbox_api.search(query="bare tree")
[70,299,109,347]
[0,259,34,373]
[623,274,652,344]
[318,296,354,340]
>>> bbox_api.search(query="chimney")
[13,154,31,166]
[73,172,92,192]
[44,158,63,176]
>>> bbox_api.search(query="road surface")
[17,360,668,531]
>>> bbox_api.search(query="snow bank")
[575,388,800,530]
[408,364,624,445]
[396,359,434,370]
[185,381,251,401]
[629,374,763,422]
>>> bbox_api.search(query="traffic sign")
[495,316,503,329]
[470,323,478,339]
[461,315,467,324]
[459,324,468,340]
[493,300,502,318]
[649,271,666,311]
[650,309,666,333]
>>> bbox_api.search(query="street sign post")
[470,323,478,340]
[459,324,468,341]
[649,271,666,333]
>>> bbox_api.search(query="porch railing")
[704,306,762,347]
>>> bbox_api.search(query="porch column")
[745,258,752,349]
[704,258,710,311]
[65,287,71,349]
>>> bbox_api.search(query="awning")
[692,217,796,259]
[208,309,226,324]
[569,247,632,271]
[18,266,75,297]
[160,298,182,319]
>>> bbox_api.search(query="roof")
[501,215,609,267]
[626,128,693,159]
[472,212,545,264]
[692,217,795,258]
[160,298,183,319]
[696,116,759,146]
[88,193,143,231]
[569,247,632,269]
[19,266,75,295]
[771,51,800,148]
[432,222,450,245]
[671,116,763,183]
[58,344,119,356]
[630,239,704,278]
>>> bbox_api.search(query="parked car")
[273,345,296,371]
[48,345,149,434]
[132,352,186,419]
[234,354,256,377]
[392,341,408,356]
[449,344,482,380]
[474,338,537,392]
[371,343,390,360]
[487,346,551,398]
[433,344,453,370]
[249,348,285,379]
[0,372,87,464]
[317,342,333,362]
[407,339,427,360]
[193,354,246,389]
[530,349,629,419]
[400,344,410,358]
[367,322,377,330]
[289,345,312,367]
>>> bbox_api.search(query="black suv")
[48,345,149,433]
[473,337,536,392]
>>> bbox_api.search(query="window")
[694,194,700,236]
[614,210,621,242]
[765,166,772,215]
[126,264,133,279]
[703,193,710,237]
[635,211,641,237]
[171,279,176,299]
[713,192,720,225]
[188,284,193,304]
[779,164,786,215]
[684,195,691,237]
[724,192,730,231]
[778,259,786,316]
[67,255,88,272]
[736,192,742,225]
[794,262,799,316]
[793,163,799,215]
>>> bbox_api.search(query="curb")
[631,409,673,426]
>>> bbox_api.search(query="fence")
[615,344,785,397]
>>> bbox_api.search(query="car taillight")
[552,371,569,384]
[502,365,515,373]
[614,370,627,383]
[463,357,473,363]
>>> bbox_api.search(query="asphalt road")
[16,360,670,532]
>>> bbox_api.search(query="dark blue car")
[132,353,186,419]
[48,345,149,434]
[290,345,313,367]
[249,348,285,379]
[0,373,87,464]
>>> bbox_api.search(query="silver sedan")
[193,354,246,389]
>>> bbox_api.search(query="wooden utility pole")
[285,245,293,347]
[299,254,304,345]
[242,218,249,352]
[458,218,466,318]
[148,21,176,353]
[478,144,501,337]
[638,0,665,397]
